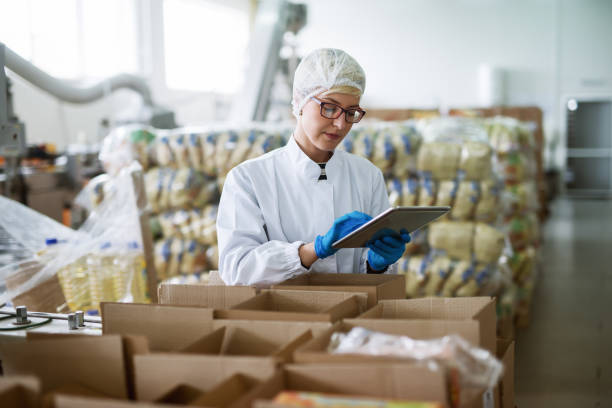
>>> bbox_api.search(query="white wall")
[297,0,612,169]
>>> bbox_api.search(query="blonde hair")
[321,85,362,98]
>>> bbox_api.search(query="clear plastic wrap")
[328,327,503,391]
[0,162,149,311]
[100,125,156,175]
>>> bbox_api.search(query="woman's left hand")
[366,229,411,271]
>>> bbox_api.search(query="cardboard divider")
[191,373,262,408]
[158,284,257,308]
[215,289,366,322]
[134,354,278,402]
[155,383,205,404]
[272,273,406,308]
[0,376,40,408]
[253,365,449,408]
[212,319,332,339]
[180,323,313,362]
[355,297,497,354]
[101,302,214,351]
[0,335,128,399]
[294,320,481,364]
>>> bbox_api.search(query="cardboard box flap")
[181,327,227,354]
[101,302,214,351]
[53,394,186,408]
[159,284,257,308]
[283,364,448,405]
[497,339,515,408]
[0,335,127,399]
[134,354,278,402]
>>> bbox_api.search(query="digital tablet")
[331,206,450,249]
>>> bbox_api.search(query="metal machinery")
[0,42,176,207]
[230,0,307,122]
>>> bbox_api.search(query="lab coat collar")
[287,135,343,182]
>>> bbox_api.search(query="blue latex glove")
[315,211,373,259]
[367,229,411,271]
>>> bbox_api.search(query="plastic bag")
[328,327,503,390]
[100,125,156,175]
[391,122,421,178]
[428,221,474,261]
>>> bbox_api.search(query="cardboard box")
[53,395,184,408]
[497,339,515,408]
[0,335,128,398]
[134,354,278,401]
[0,376,40,408]
[272,273,406,308]
[294,320,483,364]
[215,290,367,322]
[159,284,257,308]
[102,302,214,351]
[355,297,497,354]
[254,365,449,408]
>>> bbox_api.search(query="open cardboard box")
[52,373,270,408]
[354,297,497,354]
[272,273,406,308]
[254,365,451,408]
[0,376,40,408]
[102,302,215,351]
[214,289,367,322]
[158,284,257,308]
[294,319,484,364]
[133,319,331,402]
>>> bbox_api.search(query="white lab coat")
[217,136,397,286]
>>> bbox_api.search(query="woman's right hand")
[314,211,372,259]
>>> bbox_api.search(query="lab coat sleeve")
[359,169,399,275]
[217,167,309,286]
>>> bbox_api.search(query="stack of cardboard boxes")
[0,273,514,408]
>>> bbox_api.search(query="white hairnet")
[292,48,366,118]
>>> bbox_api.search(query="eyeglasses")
[310,96,366,123]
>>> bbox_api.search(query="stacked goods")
[484,117,541,327]
[97,124,291,281]
[391,118,510,301]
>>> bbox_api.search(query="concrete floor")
[515,198,612,407]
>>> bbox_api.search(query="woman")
[217,48,410,286]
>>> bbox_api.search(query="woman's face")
[296,92,361,161]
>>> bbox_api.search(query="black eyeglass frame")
[309,96,366,123]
